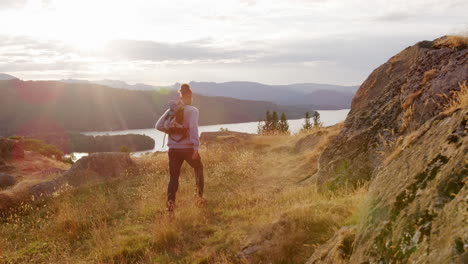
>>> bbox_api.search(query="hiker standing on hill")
[155,83,205,213]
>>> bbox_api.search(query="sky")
[0,0,466,86]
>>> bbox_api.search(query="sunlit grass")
[0,130,367,263]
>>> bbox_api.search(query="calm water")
[72,109,349,160]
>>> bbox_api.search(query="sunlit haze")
[1,0,466,85]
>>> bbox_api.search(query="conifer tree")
[265,110,272,133]
[313,111,323,128]
[301,111,313,132]
[279,112,290,134]
[271,111,279,132]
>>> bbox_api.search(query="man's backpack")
[162,100,189,145]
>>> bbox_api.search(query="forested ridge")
[0,80,314,136]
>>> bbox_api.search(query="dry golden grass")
[385,55,401,75]
[433,35,468,49]
[380,129,422,166]
[399,104,414,133]
[382,82,467,165]
[402,90,423,110]
[421,69,438,86]
[441,81,468,115]
[0,128,366,264]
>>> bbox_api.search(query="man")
[155,83,204,213]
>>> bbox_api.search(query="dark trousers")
[167,148,204,203]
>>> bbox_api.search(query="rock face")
[345,109,467,264]
[314,36,468,189]
[307,36,468,263]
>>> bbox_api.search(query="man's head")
[178,83,193,105]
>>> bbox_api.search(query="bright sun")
[11,0,123,51]
[47,0,115,51]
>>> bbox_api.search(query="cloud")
[0,0,28,9]
[0,32,443,86]
[239,0,257,6]
[102,39,259,62]
[372,12,413,22]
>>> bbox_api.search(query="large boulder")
[347,109,467,264]
[315,36,468,189]
[0,173,16,189]
[0,152,135,213]
[0,137,24,161]
[307,35,468,264]
[62,152,135,186]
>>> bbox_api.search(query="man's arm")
[155,109,170,133]
[189,108,200,151]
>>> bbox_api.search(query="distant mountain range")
[180,81,359,109]
[60,79,358,109]
[1,73,359,109]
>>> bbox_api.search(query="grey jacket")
[155,105,200,150]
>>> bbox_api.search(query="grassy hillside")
[0,126,367,263]
[0,80,314,136]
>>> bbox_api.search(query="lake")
[71,109,350,160]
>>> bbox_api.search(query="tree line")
[257,111,323,135]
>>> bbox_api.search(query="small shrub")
[22,138,64,160]
[440,81,468,115]
[120,145,131,153]
[7,136,23,141]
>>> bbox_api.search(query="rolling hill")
[0,79,315,136]
[57,78,358,109]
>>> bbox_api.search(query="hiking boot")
[195,196,207,207]
[166,200,176,212]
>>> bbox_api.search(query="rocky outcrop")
[314,36,468,189]
[348,110,467,264]
[0,152,135,213]
[307,35,468,263]
[62,152,135,186]
[309,109,467,263]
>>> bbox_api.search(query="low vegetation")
[433,35,468,50]
[441,80,468,115]
[19,138,64,161]
[0,128,367,263]
[380,81,467,165]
